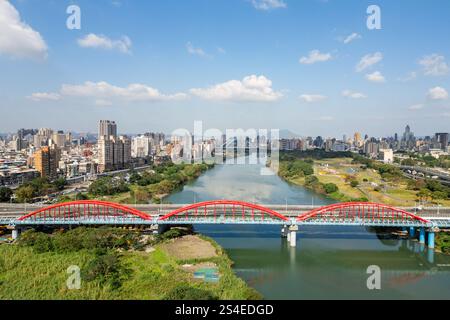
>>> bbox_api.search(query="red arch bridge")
[0,200,450,246]
[5,200,448,227]
[3,200,449,247]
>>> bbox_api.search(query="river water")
[166,158,450,299]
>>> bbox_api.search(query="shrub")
[83,252,132,289]
[157,227,193,242]
[305,175,319,185]
[350,180,359,188]
[88,176,129,196]
[323,183,338,194]
[0,187,13,202]
[163,284,218,300]
[18,230,54,253]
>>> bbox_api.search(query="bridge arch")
[18,200,152,223]
[159,200,289,224]
[298,202,429,225]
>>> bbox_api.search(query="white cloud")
[251,0,287,11]
[190,75,283,102]
[356,52,383,72]
[427,87,448,100]
[78,34,132,54]
[63,81,188,101]
[408,104,424,110]
[59,81,188,102]
[365,71,385,83]
[419,54,449,76]
[186,42,210,58]
[398,71,417,82]
[0,1,47,59]
[27,92,61,101]
[319,116,333,121]
[343,33,361,44]
[217,47,226,54]
[342,90,367,99]
[299,94,327,103]
[299,50,332,65]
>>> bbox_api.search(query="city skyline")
[0,123,447,141]
[1,0,450,136]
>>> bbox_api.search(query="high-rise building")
[353,132,362,147]
[131,135,153,158]
[364,140,379,158]
[98,120,117,139]
[52,131,70,148]
[403,125,414,142]
[33,146,60,179]
[97,121,131,172]
[98,136,114,172]
[435,133,449,151]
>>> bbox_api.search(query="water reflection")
[166,160,450,299]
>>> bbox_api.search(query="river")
[166,157,450,299]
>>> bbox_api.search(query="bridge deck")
[1,202,450,228]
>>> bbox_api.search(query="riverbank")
[435,232,450,255]
[0,227,260,300]
[57,162,215,205]
[278,154,450,207]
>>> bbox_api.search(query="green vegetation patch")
[0,227,260,300]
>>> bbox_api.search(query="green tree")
[88,177,129,196]
[0,187,13,202]
[130,187,150,204]
[350,180,359,188]
[83,252,132,289]
[417,188,432,202]
[324,183,338,194]
[75,193,89,200]
[15,185,35,203]
[53,178,67,191]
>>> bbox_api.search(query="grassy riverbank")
[0,227,260,300]
[278,152,450,207]
[58,162,214,204]
[435,232,450,255]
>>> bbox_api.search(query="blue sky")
[0,0,449,137]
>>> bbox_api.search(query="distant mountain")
[279,129,302,139]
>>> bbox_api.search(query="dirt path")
[161,235,218,260]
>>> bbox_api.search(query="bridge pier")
[281,225,288,238]
[409,227,415,238]
[11,228,21,240]
[419,227,426,244]
[427,228,439,249]
[157,224,169,235]
[289,225,298,248]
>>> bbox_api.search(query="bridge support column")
[427,228,438,249]
[157,224,169,235]
[281,225,288,238]
[409,227,415,238]
[419,227,426,244]
[11,228,20,240]
[289,225,298,248]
